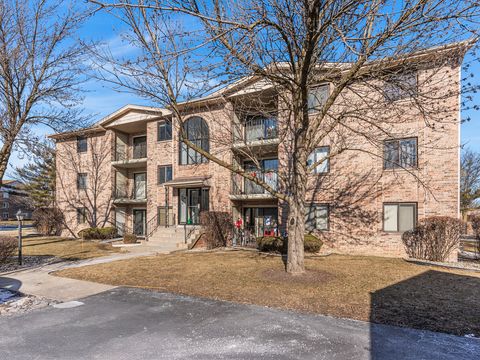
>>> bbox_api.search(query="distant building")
[0,180,33,220]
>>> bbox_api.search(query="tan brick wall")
[54,61,461,260]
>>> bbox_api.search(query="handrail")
[145,212,159,241]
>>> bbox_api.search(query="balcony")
[230,171,278,201]
[113,186,147,205]
[111,142,147,169]
[232,116,279,151]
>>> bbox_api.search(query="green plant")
[78,227,117,240]
[304,234,323,253]
[256,234,323,254]
[402,216,464,261]
[256,236,285,253]
[123,233,138,244]
[0,237,17,264]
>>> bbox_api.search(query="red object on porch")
[264,229,275,236]
[235,218,243,229]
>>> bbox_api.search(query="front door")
[179,188,209,224]
[134,173,146,199]
[133,209,146,236]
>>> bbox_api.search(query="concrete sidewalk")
[0,247,167,302]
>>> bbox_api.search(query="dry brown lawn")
[22,236,121,261]
[55,250,480,336]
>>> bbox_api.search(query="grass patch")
[22,236,121,261]
[55,250,480,336]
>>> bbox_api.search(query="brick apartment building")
[0,180,32,221]
[51,42,466,258]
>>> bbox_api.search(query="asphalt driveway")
[0,287,478,359]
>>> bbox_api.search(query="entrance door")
[134,173,146,199]
[115,208,126,235]
[179,188,209,224]
[133,209,146,236]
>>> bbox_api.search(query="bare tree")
[56,131,114,237]
[0,0,92,183]
[461,148,480,217]
[90,0,479,274]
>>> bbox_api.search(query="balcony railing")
[244,117,278,142]
[231,171,278,196]
[133,142,147,159]
[114,187,147,201]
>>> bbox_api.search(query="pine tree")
[15,141,55,208]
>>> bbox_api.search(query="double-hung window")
[384,72,417,102]
[308,85,329,113]
[383,203,417,232]
[307,146,330,174]
[77,173,87,190]
[77,136,87,153]
[158,165,173,184]
[77,207,87,224]
[384,138,417,169]
[158,120,172,141]
[305,204,329,231]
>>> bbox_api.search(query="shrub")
[402,216,464,262]
[256,234,322,254]
[123,233,138,244]
[470,214,480,238]
[304,234,323,253]
[0,237,17,264]
[200,211,233,249]
[256,236,285,253]
[78,227,117,240]
[32,207,64,236]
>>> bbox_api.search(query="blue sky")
[6,6,480,177]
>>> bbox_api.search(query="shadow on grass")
[370,270,480,346]
[22,238,72,248]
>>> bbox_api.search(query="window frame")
[384,71,418,102]
[383,137,418,170]
[77,136,87,153]
[77,173,87,190]
[382,202,418,233]
[77,207,87,224]
[305,203,330,232]
[158,165,173,185]
[157,120,172,142]
[308,146,330,174]
[307,84,330,114]
[179,116,210,165]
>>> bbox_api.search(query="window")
[158,120,172,141]
[383,203,417,232]
[307,146,330,174]
[384,72,417,102]
[179,117,209,165]
[2,212,8,220]
[77,207,87,224]
[77,136,87,153]
[158,165,173,184]
[77,173,87,190]
[384,138,417,169]
[305,204,329,231]
[308,85,329,113]
[3,202,8,209]
[132,136,147,159]
[2,192,9,199]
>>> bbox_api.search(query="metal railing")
[114,187,147,201]
[245,117,278,142]
[133,142,147,159]
[231,171,278,195]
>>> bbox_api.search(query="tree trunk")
[286,198,306,274]
[0,140,14,184]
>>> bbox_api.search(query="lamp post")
[16,209,24,265]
